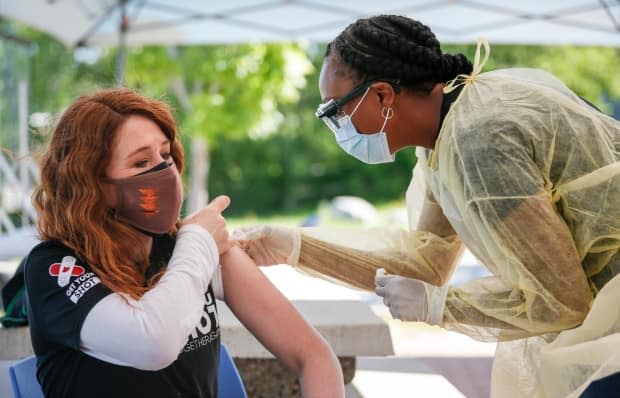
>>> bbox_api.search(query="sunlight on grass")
[227,212,306,230]
[227,198,407,231]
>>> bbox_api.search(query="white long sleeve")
[79,224,219,370]
[211,264,224,300]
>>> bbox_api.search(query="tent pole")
[18,80,29,227]
[116,0,129,86]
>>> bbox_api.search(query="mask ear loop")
[349,86,372,118]
[380,106,393,132]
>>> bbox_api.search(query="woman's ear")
[430,82,445,97]
[373,81,397,107]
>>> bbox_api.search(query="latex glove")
[233,225,301,266]
[374,268,448,325]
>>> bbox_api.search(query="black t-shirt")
[24,234,220,398]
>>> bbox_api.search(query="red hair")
[33,88,184,299]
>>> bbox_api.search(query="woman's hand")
[183,195,235,254]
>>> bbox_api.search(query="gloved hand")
[233,225,301,266]
[374,268,448,325]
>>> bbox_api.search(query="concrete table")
[219,300,394,397]
[0,325,31,360]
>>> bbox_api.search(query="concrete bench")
[0,299,393,396]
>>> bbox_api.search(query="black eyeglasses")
[315,81,374,120]
[315,80,401,133]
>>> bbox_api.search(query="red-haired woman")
[25,88,344,398]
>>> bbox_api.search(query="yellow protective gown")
[421,53,620,396]
[295,40,620,397]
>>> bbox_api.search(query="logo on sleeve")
[49,256,101,303]
[49,256,85,287]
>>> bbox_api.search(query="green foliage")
[2,16,619,217]
[211,42,620,215]
[124,43,312,147]
[206,49,415,216]
[0,38,29,152]
[443,43,620,112]
[0,19,116,114]
[207,119,415,217]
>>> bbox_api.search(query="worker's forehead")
[319,58,355,103]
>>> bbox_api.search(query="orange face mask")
[102,162,183,235]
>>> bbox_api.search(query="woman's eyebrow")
[126,145,150,159]
[126,140,169,159]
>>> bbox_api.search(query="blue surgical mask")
[322,87,395,164]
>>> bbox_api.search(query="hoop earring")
[381,106,394,119]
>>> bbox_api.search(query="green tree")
[211,43,620,216]
[123,44,311,143]
[122,43,313,211]
[444,43,620,112]
[208,46,416,216]
[4,16,620,217]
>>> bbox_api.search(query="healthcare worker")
[238,14,620,398]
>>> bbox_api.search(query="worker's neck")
[408,84,445,150]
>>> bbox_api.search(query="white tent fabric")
[1,0,619,47]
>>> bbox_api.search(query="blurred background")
[1,2,620,397]
[1,2,620,228]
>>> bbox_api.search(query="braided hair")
[325,15,473,92]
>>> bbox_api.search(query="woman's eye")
[162,152,172,160]
[133,160,148,168]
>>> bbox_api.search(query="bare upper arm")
[220,246,328,374]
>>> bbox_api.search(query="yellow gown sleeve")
[295,164,464,291]
[443,193,592,341]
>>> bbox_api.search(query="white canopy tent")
[2,0,619,47]
[1,0,618,84]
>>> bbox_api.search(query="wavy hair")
[33,88,184,299]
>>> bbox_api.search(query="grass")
[227,211,307,230]
[227,198,407,231]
